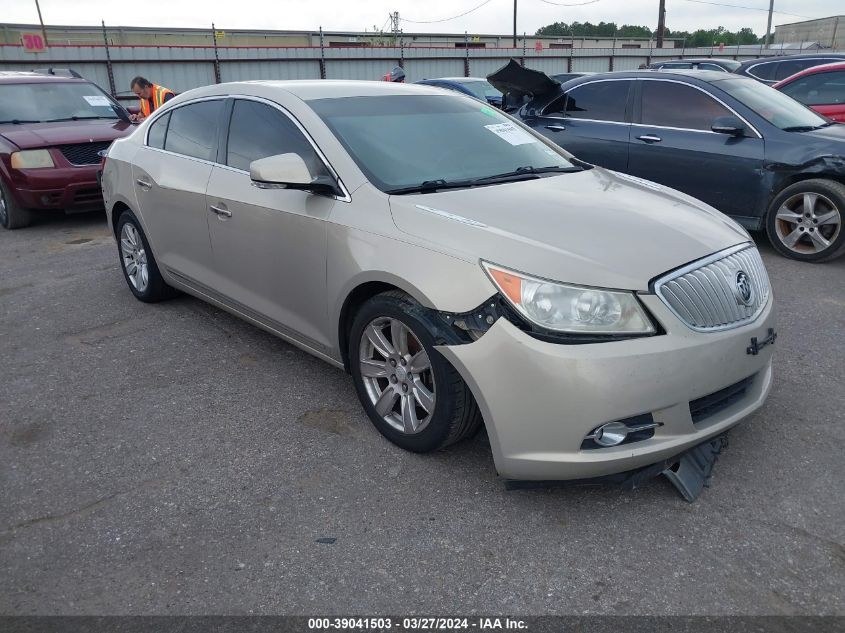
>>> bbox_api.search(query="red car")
[0,71,134,229]
[773,61,845,123]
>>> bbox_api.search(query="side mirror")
[711,116,746,137]
[249,153,339,196]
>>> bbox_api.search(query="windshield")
[309,95,575,192]
[459,80,502,100]
[0,81,122,123]
[718,77,828,130]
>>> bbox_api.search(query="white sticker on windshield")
[83,95,111,107]
[484,122,537,146]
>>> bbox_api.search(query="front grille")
[689,375,755,424]
[58,141,111,166]
[654,244,770,332]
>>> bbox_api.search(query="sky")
[4,0,841,36]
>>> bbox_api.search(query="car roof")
[0,71,87,85]
[737,53,845,68]
[420,77,486,83]
[199,79,467,101]
[653,58,732,65]
[566,69,739,83]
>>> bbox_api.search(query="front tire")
[766,179,845,262]
[349,291,482,453]
[116,210,178,302]
[0,180,32,230]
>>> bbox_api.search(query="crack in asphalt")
[0,476,170,536]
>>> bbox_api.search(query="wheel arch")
[777,172,845,192]
[110,200,132,238]
[336,276,435,373]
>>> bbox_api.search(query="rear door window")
[146,112,169,149]
[164,100,224,162]
[640,81,732,131]
[698,63,727,72]
[226,99,328,176]
[747,60,779,81]
[546,80,631,122]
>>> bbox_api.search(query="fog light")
[593,421,629,447]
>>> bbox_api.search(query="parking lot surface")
[1,212,843,615]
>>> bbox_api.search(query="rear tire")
[349,291,482,453]
[0,180,32,230]
[766,179,845,262]
[116,210,178,302]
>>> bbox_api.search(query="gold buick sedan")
[101,80,775,484]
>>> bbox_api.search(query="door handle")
[209,204,232,218]
[544,124,566,132]
[135,178,152,190]
[637,134,662,143]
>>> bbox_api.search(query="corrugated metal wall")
[3,44,841,99]
[220,61,318,82]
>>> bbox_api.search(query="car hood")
[0,119,133,150]
[388,168,749,291]
[799,122,845,144]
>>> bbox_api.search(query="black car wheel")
[0,180,32,230]
[766,179,845,262]
[349,291,482,453]
[116,210,179,302]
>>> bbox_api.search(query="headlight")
[482,262,655,335]
[11,149,55,169]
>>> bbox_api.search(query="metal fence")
[2,41,842,102]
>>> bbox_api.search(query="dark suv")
[0,71,133,229]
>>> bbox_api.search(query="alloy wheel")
[774,191,842,255]
[120,222,149,293]
[359,317,436,435]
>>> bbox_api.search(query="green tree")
[617,25,653,38]
[536,20,761,45]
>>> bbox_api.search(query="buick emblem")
[735,271,753,306]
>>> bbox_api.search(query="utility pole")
[513,0,517,48]
[656,0,666,48]
[764,0,774,47]
[390,11,400,40]
[34,0,48,47]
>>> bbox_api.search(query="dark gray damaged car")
[489,62,845,262]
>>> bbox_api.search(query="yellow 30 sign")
[21,33,48,52]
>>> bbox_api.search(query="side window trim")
[218,94,351,203]
[542,78,633,124]
[633,78,762,138]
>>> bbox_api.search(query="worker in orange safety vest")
[130,76,175,122]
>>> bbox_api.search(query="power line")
[401,0,496,24]
[536,0,600,6]
[680,0,811,19]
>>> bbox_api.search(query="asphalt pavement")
[1,212,843,615]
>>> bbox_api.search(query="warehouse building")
[774,15,844,49]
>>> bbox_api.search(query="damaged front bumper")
[436,294,775,481]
